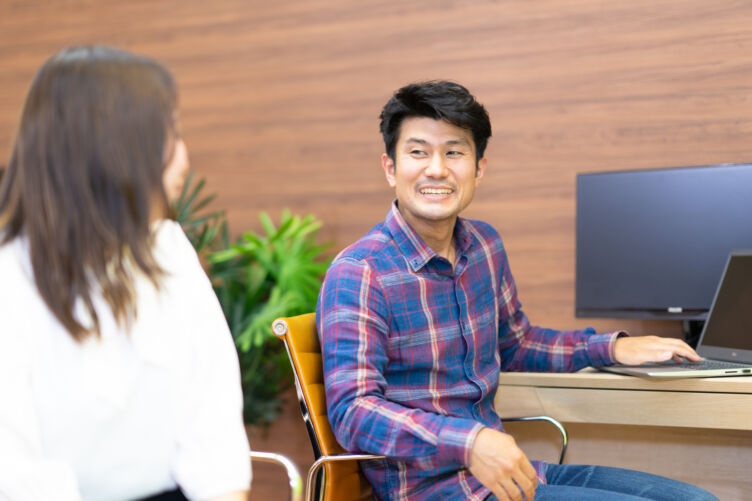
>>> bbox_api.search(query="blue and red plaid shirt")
[316,203,621,501]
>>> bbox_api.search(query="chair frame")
[304,453,383,501]
[273,316,568,501]
[501,415,568,465]
[249,451,303,501]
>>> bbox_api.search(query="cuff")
[437,420,485,467]
[587,331,628,367]
[532,460,548,485]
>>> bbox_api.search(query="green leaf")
[209,248,240,263]
[259,211,277,237]
[178,174,331,427]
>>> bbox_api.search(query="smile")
[419,188,453,195]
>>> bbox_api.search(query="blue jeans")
[487,464,718,500]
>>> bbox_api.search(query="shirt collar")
[384,200,475,272]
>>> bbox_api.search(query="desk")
[496,370,752,500]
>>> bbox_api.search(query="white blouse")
[0,220,251,501]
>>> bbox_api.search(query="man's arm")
[494,247,699,371]
[316,257,482,468]
[493,247,619,372]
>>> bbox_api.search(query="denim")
[486,464,719,501]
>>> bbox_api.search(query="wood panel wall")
[3,0,752,338]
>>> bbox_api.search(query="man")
[316,81,716,501]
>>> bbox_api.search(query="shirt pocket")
[467,291,499,366]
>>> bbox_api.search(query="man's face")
[382,116,486,231]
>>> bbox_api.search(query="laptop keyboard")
[641,359,751,370]
[675,359,751,370]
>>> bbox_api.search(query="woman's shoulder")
[0,234,22,263]
[152,219,192,251]
[0,236,35,298]
[151,219,201,273]
[0,236,45,356]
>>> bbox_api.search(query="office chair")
[249,451,303,501]
[272,313,568,501]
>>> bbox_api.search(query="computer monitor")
[575,163,752,321]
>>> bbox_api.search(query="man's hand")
[469,427,537,501]
[614,335,701,365]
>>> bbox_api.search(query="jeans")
[487,464,719,501]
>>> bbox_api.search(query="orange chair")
[273,313,568,501]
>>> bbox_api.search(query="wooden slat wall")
[3,0,752,338]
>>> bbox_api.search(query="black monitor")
[575,163,752,321]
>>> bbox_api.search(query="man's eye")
[447,151,464,157]
[410,150,426,156]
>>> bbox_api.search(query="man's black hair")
[378,80,492,163]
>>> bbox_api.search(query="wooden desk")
[496,370,752,500]
[497,369,752,430]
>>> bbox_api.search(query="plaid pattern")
[316,203,620,501]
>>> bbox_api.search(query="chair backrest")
[273,313,373,501]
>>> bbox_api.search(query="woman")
[0,47,251,501]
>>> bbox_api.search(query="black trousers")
[137,488,189,501]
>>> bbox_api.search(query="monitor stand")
[682,320,705,349]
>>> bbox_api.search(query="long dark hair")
[0,46,178,341]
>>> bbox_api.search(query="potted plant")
[174,173,330,426]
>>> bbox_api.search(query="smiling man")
[315,81,716,501]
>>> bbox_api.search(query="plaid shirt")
[316,203,620,501]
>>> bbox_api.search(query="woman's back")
[0,46,250,501]
[0,220,250,500]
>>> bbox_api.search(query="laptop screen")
[699,252,752,357]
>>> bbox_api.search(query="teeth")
[420,188,452,195]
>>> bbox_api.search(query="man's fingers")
[469,427,537,499]
[512,469,537,501]
[520,459,537,482]
[499,477,523,501]
[674,345,702,361]
[615,335,702,364]
[658,339,701,362]
[488,481,510,501]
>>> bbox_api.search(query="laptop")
[602,250,752,378]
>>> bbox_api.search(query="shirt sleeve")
[316,257,484,469]
[0,278,82,501]
[155,222,252,500]
[494,247,623,372]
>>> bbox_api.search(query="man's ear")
[475,156,487,184]
[382,153,397,188]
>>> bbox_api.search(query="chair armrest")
[303,416,566,501]
[249,451,303,501]
[501,415,568,464]
[305,453,385,501]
